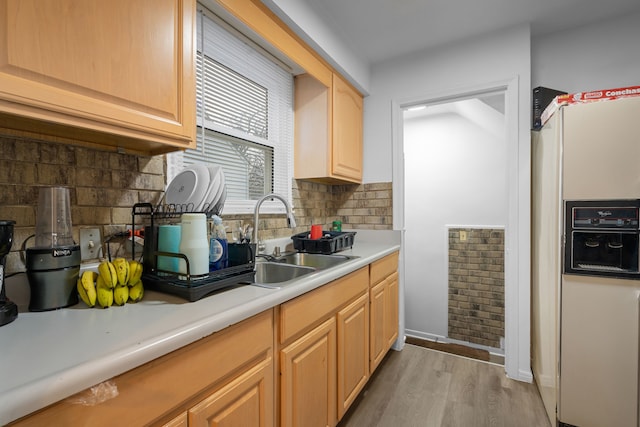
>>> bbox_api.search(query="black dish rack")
[131,203,255,302]
[291,230,356,255]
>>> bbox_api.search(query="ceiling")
[297,0,640,64]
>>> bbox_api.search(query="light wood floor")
[338,344,551,427]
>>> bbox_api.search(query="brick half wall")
[448,227,504,349]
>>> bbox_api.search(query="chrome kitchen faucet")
[253,193,297,254]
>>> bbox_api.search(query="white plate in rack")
[201,165,222,212]
[165,164,210,211]
[211,169,226,215]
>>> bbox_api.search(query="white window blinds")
[169,7,294,214]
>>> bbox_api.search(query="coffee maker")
[26,187,80,311]
[0,220,18,326]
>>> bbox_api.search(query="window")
[167,7,294,214]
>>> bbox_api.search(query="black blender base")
[0,300,18,326]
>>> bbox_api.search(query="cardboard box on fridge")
[540,85,640,127]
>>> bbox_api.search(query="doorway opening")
[401,90,507,358]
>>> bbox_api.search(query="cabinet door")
[189,358,273,427]
[369,279,387,373]
[281,317,337,427]
[331,74,363,182]
[384,272,399,349]
[0,0,196,154]
[337,293,369,419]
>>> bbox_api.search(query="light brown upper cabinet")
[0,0,196,155]
[294,73,363,184]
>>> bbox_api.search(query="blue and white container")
[209,215,228,271]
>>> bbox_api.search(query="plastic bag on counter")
[65,380,119,406]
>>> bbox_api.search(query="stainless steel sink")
[275,252,358,269]
[251,262,315,287]
[246,252,359,289]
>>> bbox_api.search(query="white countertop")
[0,230,400,424]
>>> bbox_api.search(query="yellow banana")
[77,271,97,307]
[96,275,114,308]
[113,285,129,306]
[112,257,130,287]
[128,260,143,286]
[77,280,94,307]
[98,261,118,288]
[128,280,144,303]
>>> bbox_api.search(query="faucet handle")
[272,246,281,257]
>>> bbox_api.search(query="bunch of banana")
[77,259,145,309]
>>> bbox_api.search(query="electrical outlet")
[80,228,102,261]
[459,230,467,241]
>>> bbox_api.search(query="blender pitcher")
[34,186,76,248]
[26,187,80,311]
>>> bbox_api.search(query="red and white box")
[540,84,640,126]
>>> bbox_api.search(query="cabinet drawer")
[279,267,368,345]
[370,252,399,286]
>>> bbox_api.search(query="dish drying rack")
[131,202,256,302]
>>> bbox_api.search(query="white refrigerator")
[532,95,640,427]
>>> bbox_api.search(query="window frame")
[167,5,295,215]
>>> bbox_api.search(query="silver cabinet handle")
[608,242,623,249]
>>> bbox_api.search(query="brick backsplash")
[0,135,393,273]
[218,180,393,242]
[0,135,166,273]
[448,228,505,349]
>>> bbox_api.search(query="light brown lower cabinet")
[12,251,400,426]
[164,356,273,427]
[188,357,273,426]
[337,292,369,419]
[280,317,337,427]
[369,253,400,373]
[279,267,370,427]
[384,273,399,348]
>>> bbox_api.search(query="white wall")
[366,24,532,381]
[404,104,507,341]
[532,11,640,94]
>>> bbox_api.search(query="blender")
[26,187,80,311]
[0,220,18,326]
